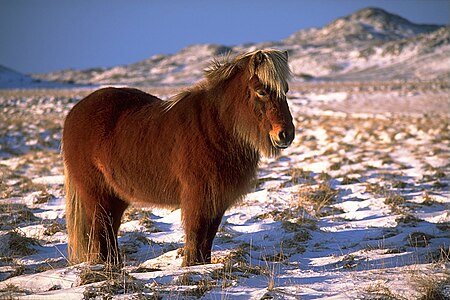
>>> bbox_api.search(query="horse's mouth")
[274,143,290,149]
[275,145,289,149]
[270,136,292,149]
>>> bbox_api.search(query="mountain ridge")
[2,7,448,89]
[285,7,441,46]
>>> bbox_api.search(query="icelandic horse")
[63,49,295,267]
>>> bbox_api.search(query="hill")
[0,65,74,89]
[14,8,450,87]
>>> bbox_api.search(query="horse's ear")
[251,50,265,69]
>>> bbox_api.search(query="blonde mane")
[164,49,292,112]
[205,49,292,98]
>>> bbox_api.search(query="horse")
[62,49,295,267]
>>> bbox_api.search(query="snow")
[306,92,348,103]
[0,82,448,299]
[32,176,65,186]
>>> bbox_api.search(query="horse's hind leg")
[72,185,128,265]
[96,196,129,265]
[90,194,128,266]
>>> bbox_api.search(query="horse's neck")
[208,83,260,155]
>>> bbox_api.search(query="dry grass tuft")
[0,203,39,230]
[363,282,406,300]
[407,232,434,248]
[43,221,64,236]
[395,214,421,226]
[365,182,388,195]
[175,273,215,298]
[80,264,148,299]
[0,283,31,299]
[413,273,450,300]
[384,192,407,214]
[0,230,40,257]
[122,207,161,233]
[281,219,317,232]
[426,245,450,264]
[341,175,361,185]
[436,222,450,232]
[290,168,314,184]
[298,182,339,217]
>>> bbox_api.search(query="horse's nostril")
[271,129,293,149]
[279,130,293,142]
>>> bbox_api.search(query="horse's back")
[65,87,158,135]
[67,87,158,121]
[62,87,161,185]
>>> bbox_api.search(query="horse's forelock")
[204,49,291,98]
[248,50,292,99]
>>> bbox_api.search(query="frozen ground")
[0,82,449,299]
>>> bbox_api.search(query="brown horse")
[63,49,294,267]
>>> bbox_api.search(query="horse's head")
[205,49,295,156]
[244,50,295,156]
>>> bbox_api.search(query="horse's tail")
[64,160,90,264]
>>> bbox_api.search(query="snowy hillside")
[31,8,449,86]
[0,65,82,89]
[285,7,441,45]
[31,44,233,87]
[0,66,64,89]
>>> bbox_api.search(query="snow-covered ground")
[0,83,449,299]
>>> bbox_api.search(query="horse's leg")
[95,196,129,266]
[81,189,128,265]
[181,199,224,266]
[200,212,224,263]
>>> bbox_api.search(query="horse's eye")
[256,89,267,97]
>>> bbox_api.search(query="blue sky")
[0,0,448,74]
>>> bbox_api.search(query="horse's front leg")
[181,199,224,266]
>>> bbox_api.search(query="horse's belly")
[95,158,181,207]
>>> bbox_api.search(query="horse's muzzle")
[270,127,295,149]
